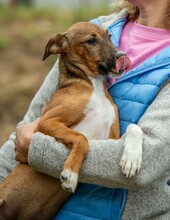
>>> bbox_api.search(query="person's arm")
[0,61,59,182]
[28,79,170,190]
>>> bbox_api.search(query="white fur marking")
[60,169,78,193]
[120,124,143,177]
[72,76,115,140]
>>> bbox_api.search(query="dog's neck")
[58,55,92,88]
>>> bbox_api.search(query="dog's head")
[43,22,131,77]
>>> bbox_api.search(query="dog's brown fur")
[0,164,71,219]
[0,22,124,219]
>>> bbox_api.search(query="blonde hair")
[111,0,170,29]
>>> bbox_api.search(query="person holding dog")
[0,0,170,219]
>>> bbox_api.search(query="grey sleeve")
[0,61,59,182]
[28,80,170,190]
[0,132,18,182]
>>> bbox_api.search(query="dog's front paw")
[120,144,142,177]
[120,124,143,178]
[60,169,78,193]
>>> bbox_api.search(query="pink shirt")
[119,21,170,69]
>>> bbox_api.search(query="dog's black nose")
[115,52,126,59]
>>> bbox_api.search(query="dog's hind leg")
[38,118,89,193]
[0,163,71,220]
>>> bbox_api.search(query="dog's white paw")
[60,169,78,193]
[120,144,142,177]
[120,124,143,178]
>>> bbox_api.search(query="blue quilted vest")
[53,18,170,220]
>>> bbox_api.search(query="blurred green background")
[0,0,112,146]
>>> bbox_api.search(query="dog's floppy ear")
[42,33,68,61]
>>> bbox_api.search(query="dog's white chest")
[72,76,115,140]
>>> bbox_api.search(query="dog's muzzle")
[98,53,131,76]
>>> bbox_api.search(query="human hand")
[14,118,40,163]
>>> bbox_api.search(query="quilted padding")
[53,183,126,220]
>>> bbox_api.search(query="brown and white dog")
[0,22,143,219]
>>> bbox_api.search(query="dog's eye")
[86,38,97,45]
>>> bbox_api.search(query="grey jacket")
[0,10,170,220]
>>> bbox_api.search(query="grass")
[0,33,8,50]
[0,4,111,48]
[0,4,110,23]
